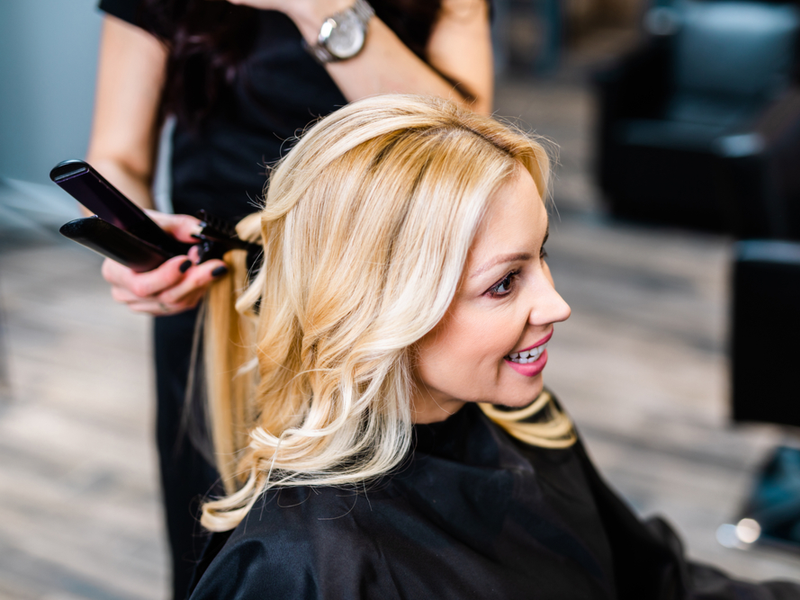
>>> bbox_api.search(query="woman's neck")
[411,395,466,424]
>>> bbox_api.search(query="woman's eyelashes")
[484,243,547,298]
[486,269,521,297]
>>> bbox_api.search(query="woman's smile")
[505,346,548,376]
[505,329,552,362]
[504,330,552,375]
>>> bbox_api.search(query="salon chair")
[593,0,800,234]
[730,239,800,548]
[732,240,800,428]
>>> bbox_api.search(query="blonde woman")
[189,96,800,599]
[89,2,492,595]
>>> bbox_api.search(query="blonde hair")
[201,95,572,532]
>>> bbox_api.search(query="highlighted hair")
[201,95,572,531]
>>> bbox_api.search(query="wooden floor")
[2,65,799,598]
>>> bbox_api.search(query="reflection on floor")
[1,74,799,599]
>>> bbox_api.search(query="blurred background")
[1,0,800,598]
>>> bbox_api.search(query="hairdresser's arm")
[226,0,494,115]
[86,16,227,316]
[85,15,166,209]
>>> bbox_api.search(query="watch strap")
[306,40,337,65]
[305,0,375,64]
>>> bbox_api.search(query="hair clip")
[193,209,262,263]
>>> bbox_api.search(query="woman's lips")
[504,348,548,377]
[503,331,553,377]
[512,330,553,354]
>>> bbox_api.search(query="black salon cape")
[189,402,800,599]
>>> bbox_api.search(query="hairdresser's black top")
[99,0,487,225]
[188,401,800,600]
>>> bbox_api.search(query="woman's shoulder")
[189,485,405,599]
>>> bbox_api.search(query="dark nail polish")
[179,260,192,273]
[211,265,229,278]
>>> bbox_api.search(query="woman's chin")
[489,380,545,409]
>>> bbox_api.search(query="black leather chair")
[730,239,800,548]
[593,0,800,234]
[731,239,800,428]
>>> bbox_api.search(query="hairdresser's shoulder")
[189,485,404,600]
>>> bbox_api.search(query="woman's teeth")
[506,342,548,364]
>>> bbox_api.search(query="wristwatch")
[305,0,375,64]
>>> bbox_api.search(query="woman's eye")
[540,245,548,260]
[487,270,519,297]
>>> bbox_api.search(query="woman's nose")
[529,274,571,326]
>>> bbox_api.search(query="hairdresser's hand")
[101,211,229,316]
[220,0,493,115]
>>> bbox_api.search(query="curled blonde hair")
[201,95,567,531]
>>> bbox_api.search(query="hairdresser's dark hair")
[138,0,442,128]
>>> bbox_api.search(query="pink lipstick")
[511,330,552,354]
[503,331,552,377]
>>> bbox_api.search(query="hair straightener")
[51,159,258,272]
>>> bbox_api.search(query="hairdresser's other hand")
[220,0,493,116]
[101,211,229,316]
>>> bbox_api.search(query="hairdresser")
[85,1,492,598]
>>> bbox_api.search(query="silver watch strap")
[307,42,336,64]
[305,0,375,64]
[350,0,375,22]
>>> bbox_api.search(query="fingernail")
[211,265,229,278]
[179,260,193,273]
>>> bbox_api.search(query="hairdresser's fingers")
[107,283,184,307]
[108,288,193,315]
[101,255,193,299]
[113,282,209,315]
[122,298,193,315]
[109,284,145,305]
[145,210,204,244]
[187,244,201,263]
[121,260,228,315]
[156,259,229,307]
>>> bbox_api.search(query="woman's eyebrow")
[470,220,550,279]
[470,253,532,278]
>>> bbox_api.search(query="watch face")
[326,11,366,59]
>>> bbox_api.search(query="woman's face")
[412,167,571,423]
